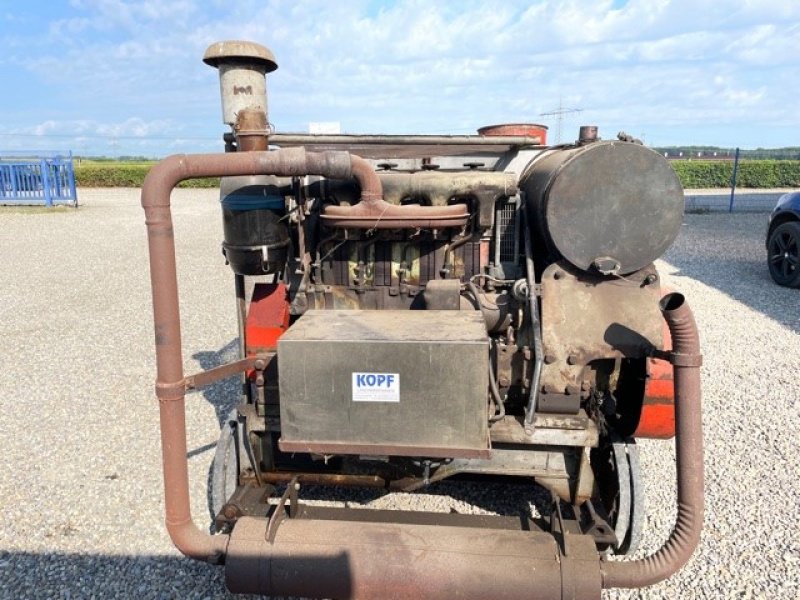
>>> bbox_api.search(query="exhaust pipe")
[143,147,371,562]
[225,516,602,599]
[202,40,277,133]
[601,292,704,587]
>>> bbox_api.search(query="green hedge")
[670,160,800,188]
[74,159,800,189]
[74,164,220,188]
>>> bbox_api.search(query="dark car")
[766,191,800,287]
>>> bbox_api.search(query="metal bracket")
[154,353,274,400]
[581,500,618,547]
[649,349,703,367]
[550,492,570,557]
[265,477,300,543]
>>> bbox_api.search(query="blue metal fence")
[0,152,78,206]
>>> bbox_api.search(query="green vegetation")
[670,160,800,188]
[654,146,800,160]
[73,157,800,190]
[74,162,220,188]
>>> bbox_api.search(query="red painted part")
[245,283,290,357]
[478,123,548,145]
[636,315,676,439]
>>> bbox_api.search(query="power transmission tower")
[540,99,583,144]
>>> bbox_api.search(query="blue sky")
[1,0,798,156]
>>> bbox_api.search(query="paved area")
[683,187,793,212]
[0,188,798,599]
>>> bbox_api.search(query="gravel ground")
[1,188,798,599]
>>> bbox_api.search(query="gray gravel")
[1,189,798,599]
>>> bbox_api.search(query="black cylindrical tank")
[520,141,684,275]
[220,175,289,275]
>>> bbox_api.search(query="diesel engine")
[141,40,704,599]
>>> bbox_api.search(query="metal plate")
[539,261,663,391]
[278,310,489,458]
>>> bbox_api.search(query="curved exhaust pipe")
[143,147,376,562]
[601,292,704,587]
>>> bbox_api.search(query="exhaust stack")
[203,40,277,148]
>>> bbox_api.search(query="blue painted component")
[0,152,78,206]
[221,193,284,211]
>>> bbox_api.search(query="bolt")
[644,274,657,285]
[553,271,563,280]
[567,354,578,365]
[223,505,239,520]
[544,354,556,364]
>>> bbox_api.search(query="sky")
[1,0,798,156]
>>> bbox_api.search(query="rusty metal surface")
[521,141,684,275]
[225,515,602,599]
[140,147,387,563]
[297,504,534,531]
[234,108,269,151]
[478,123,549,144]
[394,446,587,504]
[270,133,544,159]
[315,170,518,228]
[601,293,703,588]
[184,353,272,391]
[539,260,663,393]
[321,197,469,229]
[489,412,600,447]
[319,152,473,229]
[258,471,387,488]
[204,41,277,127]
[278,440,492,460]
[203,40,278,70]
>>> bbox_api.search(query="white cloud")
[2,0,799,153]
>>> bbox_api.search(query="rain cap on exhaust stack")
[203,40,278,127]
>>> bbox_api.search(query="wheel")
[590,437,644,555]
[767,221,800,288]
[209,409,245,529]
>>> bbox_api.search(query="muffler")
[225,516,602,599]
